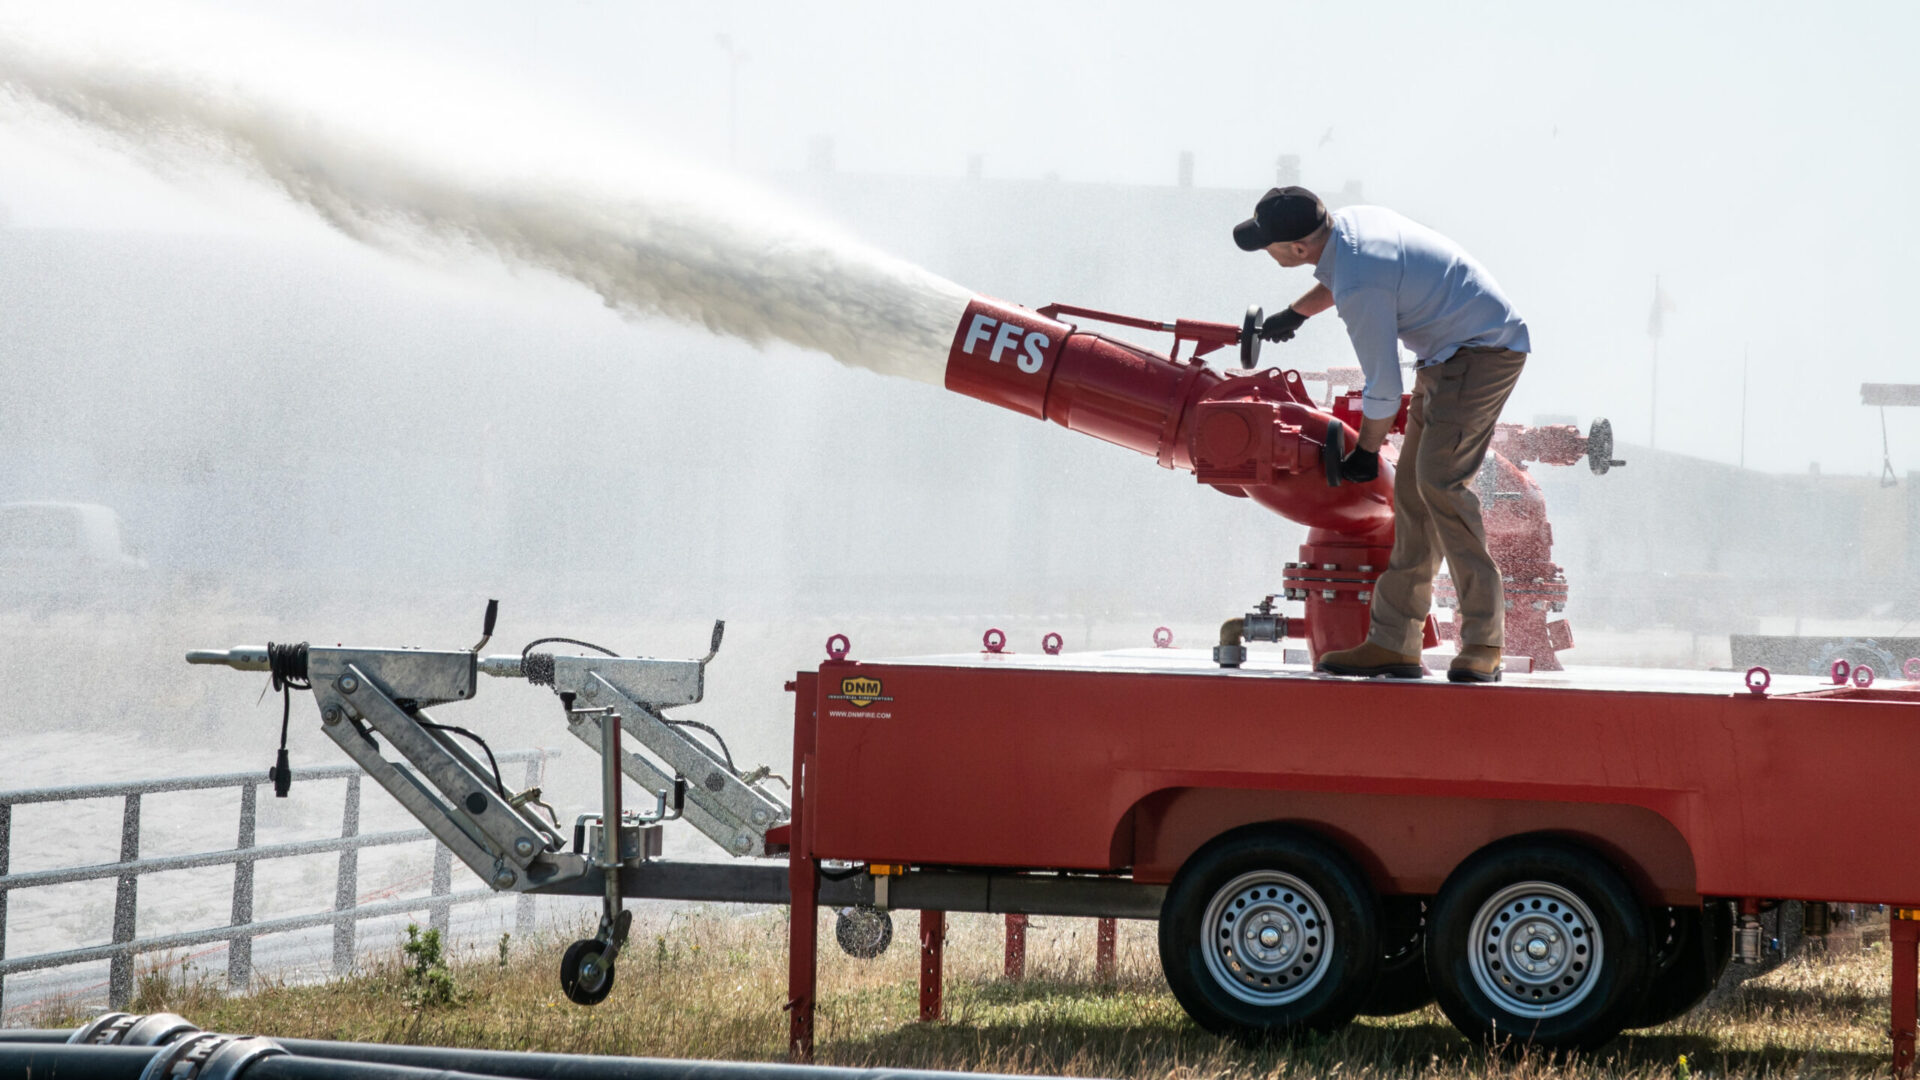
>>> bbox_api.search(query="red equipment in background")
[942,296,1618,669]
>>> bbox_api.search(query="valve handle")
[1323,418,1346,488]
[1239,305,1264,370]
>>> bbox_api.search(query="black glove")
[1339,447,1380,484]
[1260,307,1309,343]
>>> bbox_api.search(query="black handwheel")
[1627,901,1733,1028]
[1240,305,1265,370]
[560,938,615,1006]
[1158,825,1379,1042]
[1427,839,1649,1051]
[1323,419,1347,488]
[1360,897,1434,1017]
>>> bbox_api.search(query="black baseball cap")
[1233,186,1328,250]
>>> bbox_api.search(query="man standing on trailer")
[1233,187,1530,682]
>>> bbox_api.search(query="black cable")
[520,636,621,660]
[419,719,507,797]
[663,717,737,772]
[265,642,309,798]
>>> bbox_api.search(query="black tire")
[1628,901,1733,1028]
[1158,825,1380,1042]
[1361,896,1435,1017]
[1427,839,1650,1051]
[560,938,615,1006]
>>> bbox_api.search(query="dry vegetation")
[31,909,1900,1080]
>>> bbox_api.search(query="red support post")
[785,676,819,1063]
[1096,917,1118,982]
[919,910,946,1021]
[1894,909,1918,1078]
[1004,913,1027,981]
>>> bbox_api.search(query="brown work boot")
[1315,641,1425,679]
[1449,645,1504,683]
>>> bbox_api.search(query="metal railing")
[0,749,555,1015]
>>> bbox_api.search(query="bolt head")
[338,674,358,694]
[514,838,535,858]
[492,868,516,889]
[733,834,753,853]
[581,682,598,699]
[321,706,342,725]
[751,807,770,825]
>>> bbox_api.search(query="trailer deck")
[784,644,1920,1062]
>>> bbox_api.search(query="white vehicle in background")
[0,501,149,609]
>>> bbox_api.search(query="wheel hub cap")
[1467,881,1602,1018]
[1201,870,1333,1006]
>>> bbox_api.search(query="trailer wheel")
[560,938,616,1006]
[1158,825,1379,1041]
[1428,840,1649,1050]
[1361,897,1434,1017]
[1627,901,1732,1029]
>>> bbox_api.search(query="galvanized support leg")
[787,686,819,1063]
[109,793,140,1009]
[514,756,545,942]
[228,783,258,991]
[919,910,945,1022]
[1894,909,1918,1078]
[332,775,361,976]
[1096,917,1118,982]
[1003,913,1026,980]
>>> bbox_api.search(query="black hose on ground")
[5,1029,1087,1080]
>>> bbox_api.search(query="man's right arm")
[1334,286,1406,436]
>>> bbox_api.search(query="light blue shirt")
[1311,206,1530,420]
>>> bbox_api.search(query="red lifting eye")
[983,628,1006,654]
[1042,633,1063,655]
[1153,626,1175,648]
[825,634,850,661]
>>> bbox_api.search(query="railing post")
[429,845,452,938]
[228,782,258,991]
[514,755,544,942]
[332,775,361,976]
[1,800,12,1018]
[1096,917,1118,982]
[109,793,140,1009]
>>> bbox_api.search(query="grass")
[30,909,1903,1079]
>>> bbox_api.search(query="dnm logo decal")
[830,677,891,708]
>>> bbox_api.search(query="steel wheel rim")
[1200,870,1334,1006]
[1467,881,1603,1018]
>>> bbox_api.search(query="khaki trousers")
[1367,347,1527,655]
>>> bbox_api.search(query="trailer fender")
[1124,788,1698,906]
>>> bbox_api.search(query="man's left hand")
[1339,447,1380,484]
[1260,307,1309,342]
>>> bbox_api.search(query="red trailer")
[780,645,1920,1063]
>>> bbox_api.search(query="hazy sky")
[2,0,1914,473]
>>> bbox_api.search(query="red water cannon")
[945,296,1397,661]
